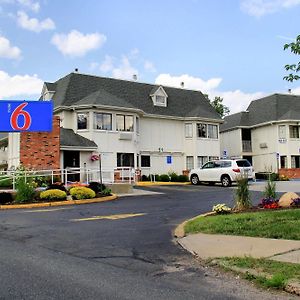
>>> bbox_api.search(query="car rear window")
[236,160,251,167]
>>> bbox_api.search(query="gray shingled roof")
[220,93,300,132]
[47,72,221,120]
[0,133,8,140]
[60,128,97,149]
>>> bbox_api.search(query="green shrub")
[169,172,179,182]
[88,182,106,193]
[150,174,160,181]
[141,175,150,181]
[70,187,96,200]
[40,189,67,201]
[15,179,35,203]
[101,188,112,196]
[269,173,279,181]
[264,179,277,199]
[178,174,189,182]
[160,174,170,182]
[0,177,12,188]
[235,175,252,210]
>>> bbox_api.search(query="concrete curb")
[173,211,216,238]
[0,194,117,210]
[136,182,191,186]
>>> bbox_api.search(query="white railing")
[0,166,137,190]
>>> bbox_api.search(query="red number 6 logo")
[10,102,32,131]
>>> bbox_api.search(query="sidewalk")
[248,180,300,193]
[178,233,300,263]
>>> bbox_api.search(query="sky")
[0,0,300,113]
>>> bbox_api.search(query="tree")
[207,96,230,118]
[283,34,300,82]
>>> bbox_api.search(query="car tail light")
[232,168,240,173]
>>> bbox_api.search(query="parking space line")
[24,208,72,213]
[70,213,146,222]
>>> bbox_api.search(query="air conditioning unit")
[119,132,133,140]
[259,143,268,148]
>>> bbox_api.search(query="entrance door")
[63,151,80,182]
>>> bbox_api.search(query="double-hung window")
[116,115,134,132]
[94,113,112,130]
[290,126,299,138]
[77,113,89,130]
[197,123,207,138]
[185,123,193,138]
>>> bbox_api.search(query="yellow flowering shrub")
[69,187,96,200]
[40,189,67,201]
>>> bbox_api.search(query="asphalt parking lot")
[0,185,291,299]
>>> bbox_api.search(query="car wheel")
[221,175,231,187]
[191,174,199,185]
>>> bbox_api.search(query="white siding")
[220,129,242,158]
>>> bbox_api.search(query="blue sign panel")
[167,156,172,164]
[0,100,53,132]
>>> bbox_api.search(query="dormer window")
[150,86,168,107]
[155,95,166,106]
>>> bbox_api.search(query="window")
[219,161,232,168]
[117,153,134,167]
[94,113,112,130]
[197,123,207,138]
[280,156,287,168]
[116,115,134,132]
[141,155,150,167]
[155,95,166,105]
[185,123,193,138]
[278,125,286,139]
[291,156,300,168]
[197,156,208,168]
[186,156,194,170]
[236,160,251,167]
[290,126,299,138]
[77,113,89,130]
[202,162,215,169]
[207,124,218,139]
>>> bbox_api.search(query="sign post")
[99,154,103,192]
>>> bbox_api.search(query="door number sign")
[0,100,53,132]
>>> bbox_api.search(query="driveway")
[0,185,291,299]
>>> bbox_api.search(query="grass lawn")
[218,257,300,289]
[185,209,300,240]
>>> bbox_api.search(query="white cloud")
[51,30,107,57]
[241,0,300,17]
[0,35,21,59]
[17,11,55,32]
[112,56,138,80]
[17,0,39,12]
[155,73,222,93]
[0,70,43,98]
[144,60,156,73]
[100,55,114,73]
[155,73,267,113]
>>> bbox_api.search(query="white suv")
[189,159,254,187]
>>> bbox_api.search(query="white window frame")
[185,123,193,138]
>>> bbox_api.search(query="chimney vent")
[133,74,137,81]
[180,82,184,88]
[74,68,79,73]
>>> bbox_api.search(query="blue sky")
[0,0,300,112]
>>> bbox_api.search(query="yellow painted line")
[71,213,146,222]
[0,194,117,210]
[24,207,71,213]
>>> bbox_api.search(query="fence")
[0,167,137,190]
